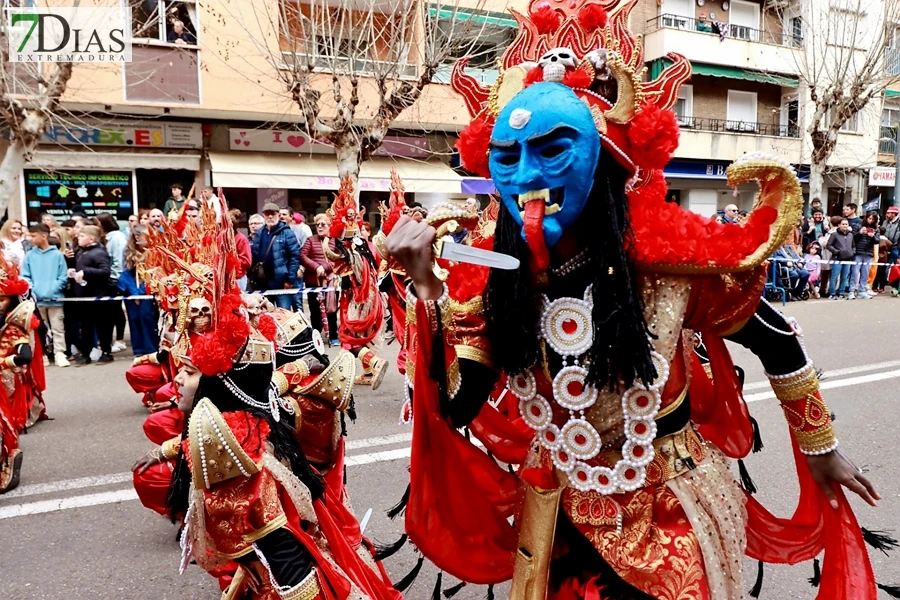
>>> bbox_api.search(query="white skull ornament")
[188,297,213,333]
[538,48,577,83]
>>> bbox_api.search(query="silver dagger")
[437,239,520,270]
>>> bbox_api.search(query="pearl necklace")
[219,375,292,423]
[551,250,592,277]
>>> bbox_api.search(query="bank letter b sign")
[6,6,132,62]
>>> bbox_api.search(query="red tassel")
[577,3,608,30]
[531,4,560,35]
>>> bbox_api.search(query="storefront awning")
[427,6,516,28]
[210,152,463,194]
[28,150,201,171]
[648,59,799,87]
[887,89,900,98]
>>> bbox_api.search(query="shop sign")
[228,128,429,158]
[869,167,896,187]
[256,188,288,212]
[23,169,134,225]
[40,122,202,149]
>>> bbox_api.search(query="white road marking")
[2,364,898,520]
[742,360,900,391]
[1,472,132,500]
[0,489,138,520]
[345,432,411,451]
[345,447,411,466]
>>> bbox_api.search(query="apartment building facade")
[5,0,892,225]
[634,0,889,217]
[7,0,507,225]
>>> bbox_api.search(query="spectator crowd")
[0,185,436,371]
[768,199,900,302]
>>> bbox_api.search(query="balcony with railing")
[280,51,418,79]
[676,116,803,162]
[679,117,801,137]
[643,14,801,76]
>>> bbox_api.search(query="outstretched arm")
[726,300,879,508]
[389,215,500,428]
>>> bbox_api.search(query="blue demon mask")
[489,82,601,249]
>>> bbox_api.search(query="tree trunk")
[0,140,26,219]
[335,143,362,206]
[808,162,825,204]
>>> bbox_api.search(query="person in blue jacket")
[250,203,301,309]
[22,224,70,367]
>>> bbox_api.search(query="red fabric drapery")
[405,300,520,584]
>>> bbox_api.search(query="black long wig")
[484,150,657,391]
[165,360,325,522]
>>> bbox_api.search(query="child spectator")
[803,242,822,298]
[818,216,841,297]
[21,224,70,367]
[70,226,113,365]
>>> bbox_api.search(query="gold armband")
[768,362,838,455]
[160,436,182,460]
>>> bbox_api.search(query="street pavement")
[2,296,900,599]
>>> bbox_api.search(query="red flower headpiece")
[190,288,252,377]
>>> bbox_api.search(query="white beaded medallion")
[539,424,562,450]
[520,394,553,430]
[560,419,602,460]
[591,466,618,495]
[622,388,661,419]
[540,292,593,357]
[636,350,670,392]
[569,462,595,492]
[312,329,325,354]
[552,365,598,412]
[509,370,537,401]
[551,447,575,472]
[626,418,657,444]
[622,440,655,468]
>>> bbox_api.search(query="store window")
[22,170,135,226]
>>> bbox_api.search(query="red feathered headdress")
[326,175,365,240]
[452,0,692,182]
[380,170,409,235]
[451,0,802,274]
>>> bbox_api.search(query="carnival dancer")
[323,177,388,390]
[0,261,46,494]
[384,1,883,598]
[161,267,399,599]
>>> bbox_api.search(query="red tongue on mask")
[523,199,550,275]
